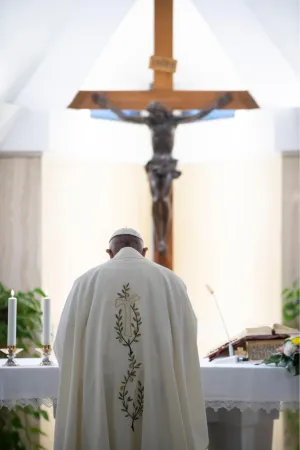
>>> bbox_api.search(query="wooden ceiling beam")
[69,90,258,110]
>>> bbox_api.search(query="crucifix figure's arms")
[174,92,233,125]
[92,93,146,124]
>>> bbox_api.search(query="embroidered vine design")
[115,283,144,431]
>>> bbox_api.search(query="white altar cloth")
[200,358,299,412]
[0,358,58,409]
[0,358,298,412]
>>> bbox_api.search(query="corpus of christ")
[91,91,232,256]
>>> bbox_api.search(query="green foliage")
[264,348,299,376]
[115,284,144,431]
[0,406,49,450]
[285,410,300,450]
[0,283,49,450]
[282,280,300,324]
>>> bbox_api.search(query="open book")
[239,323,299,338]
[208,323,299,361]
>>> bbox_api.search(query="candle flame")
[11,289,14,297]
[45,289,49,297]
[205,284,214,295]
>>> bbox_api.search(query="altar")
[0,358,298,450]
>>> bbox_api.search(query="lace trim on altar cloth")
[1,398,299,412]
[205,400,299,413]
[0,398,54,410]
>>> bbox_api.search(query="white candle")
[7,290,17,346]
[42,294,51,345]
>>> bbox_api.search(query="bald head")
[106,233,148,259]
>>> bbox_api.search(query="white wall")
[282,154,300,287]
[41,155,152,329]
[245,0,300,76]
[193,0,300,108]
[1,0,299,153]
[0,0,134,109]
[0,0,78,101]
[174,154,282,356]
[0,103,22,145]
[273,109,300,152]
[0,156,41,290]
[1,0,299,113]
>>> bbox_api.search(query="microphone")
[205,284,234,357]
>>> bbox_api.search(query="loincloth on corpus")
[145,158,181,179]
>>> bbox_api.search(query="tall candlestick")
[42,294,51,345]
[7,290,17,346]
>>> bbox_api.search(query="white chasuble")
[54,247,208,450]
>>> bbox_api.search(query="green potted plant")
[283,281,300,327]
[0,283,49,450]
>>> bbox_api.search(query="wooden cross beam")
[69,0,258,269]
[70,89,257,110]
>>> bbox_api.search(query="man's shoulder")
[74,260,110,285]
[147,260,185,288]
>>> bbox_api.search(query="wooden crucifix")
[69,0,258,270]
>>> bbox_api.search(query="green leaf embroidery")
[115,283,144,431]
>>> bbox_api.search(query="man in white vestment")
[54,228,208,450]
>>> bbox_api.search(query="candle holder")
[36,345,55,366]
[0,346,23,366]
